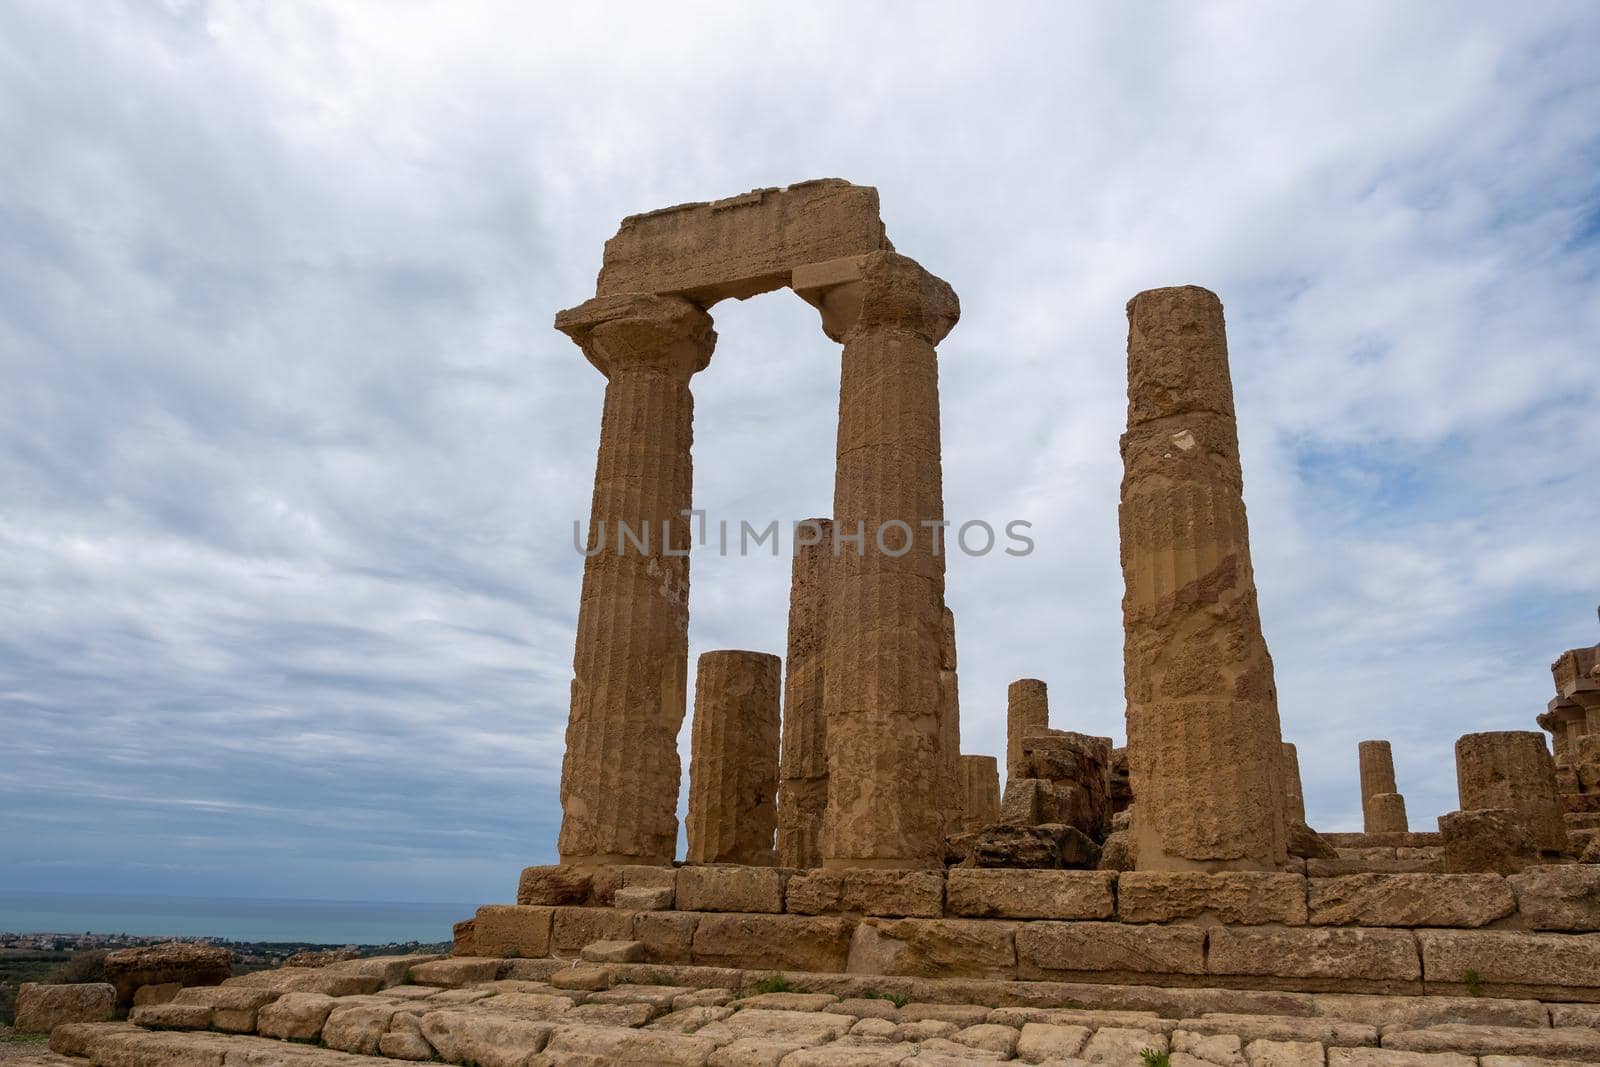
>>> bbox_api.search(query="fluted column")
[778,518,834,868]
[687,650,782,865]
[1358,740,1408,833]
[1120,286,1288,871]
[961,755,1001,831]
[1007,679,1050,780]
[553,293,715,866]
[938,607,963,834]
[798,250,959,869]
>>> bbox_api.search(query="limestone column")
[1007,679,1049,781]
[777,518,833,868]
[1367,793,1409,833]
[938,607,963,835]
[797,250,959,869]
[1358,740,1401,834]
[1455,731,1567,855]
[686,651,782,865]
[961,755,1000,831]
[553,293,715,866]
[1281,742,1307,825]
[1120,285,1288,872]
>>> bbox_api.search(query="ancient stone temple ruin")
[42,180,1600,1066]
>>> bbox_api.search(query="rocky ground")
[30,952,1600,1065]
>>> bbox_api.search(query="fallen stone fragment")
[13,982,115,1033]
[254,991,338,1040]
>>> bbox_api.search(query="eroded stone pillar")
[796,250,959,869]
[778,518,834,869]
[1281,742,1307,826]
[686,650,781,865]
[1358,740,1403,834]
[1455,730,1567,855]
[1367,793,1409,833]
[938,607,963,835]
[961,754,1000,831]
[1007,679,1049,781]
[553,294,715,865]
[1120,286,1288,872]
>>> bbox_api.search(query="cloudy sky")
[3,2,1598,907]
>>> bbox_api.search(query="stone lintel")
[596,180,891,304]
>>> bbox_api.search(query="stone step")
[38,963,1600,1067]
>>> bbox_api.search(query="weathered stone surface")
[555,292,716,866]
[1117,872,1308,925]
[517,864,596,906]
[697,1008,856,1045]
[255,991,338,1040]
[847,918,1016,979]
[1439,808,1542,875]
[962,823,1101,869]
[472,904,554,958]
[133,982,181,1006]
[1019,731,1114,837]
[951,1022,1018,1056]
[688,651,782,866]
[678,865,786,913]
[1016,921,1206,981]
[779,518,834,870]
[551,906,637,953]
[1098,831,1133,872]
[126,1001,212,1030]
[617,885,676,911]
[1243,1038,1324,1066]
[407,957,508,988]
[635,911,701,964]
[581,939,646,963]
[325,953,445,989]
[1207,927,1422,989]
[709,1037,807,1066]
[1016,1021,1092,1063]
[223,966,382,998]
[171,985,278,1032]
[778,1042,918,1066]
[321,1001,402,1055]
[103,941,232,1005]
[1121,287,1288,873]
[550,965,612,991]
[1382,1023,1600,1059]
[946,869,1115,920]
[596,180,889,303]
[562,1001,657,1027]
[960,755,1001,834]
[1281,744,1307,827]
[1174,1029,1247,1067]
[1307,874,1515,927]
[692,914,854,972]
[1176,1014,1375,1045]
[13,983,115,1033]
[1287,822,1339,860]
[1310,992,1547,1030]
[1454,732,1568,855]
[814,251,959,870]
[1366,793,1410,835]
[999,778,1049,826]
[1007,679,1050,781]
[730,992,841,1012]
[649,1004,737,1032]
[379,1028,436,1061]
[1084,1026,1169,1063]
[1418,928,1600,998]
[1358,741,1401,830]
[1507,864,1600,930]
[420,1007,556,1067]
[785,869,945,918]
[1328,1049,1472,1067]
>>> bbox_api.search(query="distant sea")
[0,892,471,945]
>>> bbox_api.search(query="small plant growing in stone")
[1139,1049,1171,1067]
[753,973,791,995]
[866,990,909,1008]
[1465,969,1483,997]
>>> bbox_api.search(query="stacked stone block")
[686,651,782,865]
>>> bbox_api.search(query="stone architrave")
[553,293,716,865]
[1281,742,1307,825]
[1007,679,1050,780]
[1455,731,1567,855]
[778,518,834,869]
[793,250,960,869]
[686,651,782,865]
[1119,285,1288,872]
[1358,740,1408,833]
[961,755,1001,831]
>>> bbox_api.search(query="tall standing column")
[1120,286,1288,872]
[687,651,781,865]
[1007,679,1050,780]
[961,755,1001,830]
[938,607,963,835]
[1281,742,1307,825]
[799,251,959,869]
[778,518,834,869]
[553,294,716,866]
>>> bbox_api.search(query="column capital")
[793,251,959,344]
[555,293,716,381]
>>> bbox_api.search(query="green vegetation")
[1139,1049,1171,1067]
[752,973,791,995]
[868,990,909,1008]
[1465,969,1483,997]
